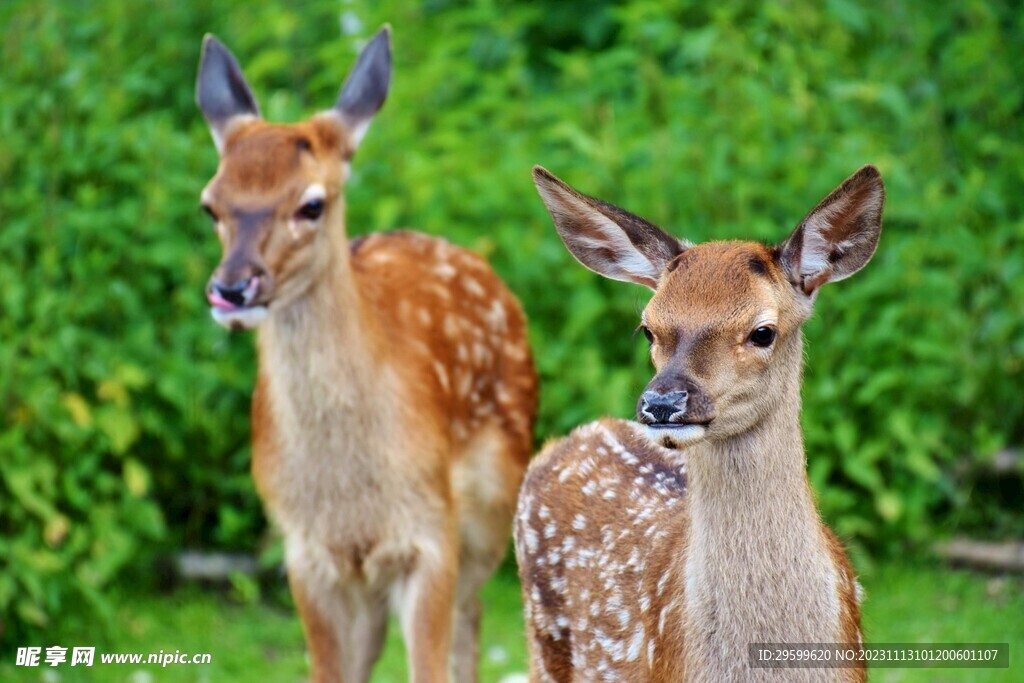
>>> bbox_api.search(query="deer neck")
[256,215,385,453]
[681,349,842,672]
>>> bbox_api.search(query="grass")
[861,563,1022,683]
[1,561,1020,682]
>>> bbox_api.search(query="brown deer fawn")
[195,28,537,682]
[515,165,884,682]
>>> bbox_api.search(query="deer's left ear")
[196,34,261,153]
[779,165,885,296]
[332,26,392,150]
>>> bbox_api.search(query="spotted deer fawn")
[195,28,537,682]
[515,165,884,682]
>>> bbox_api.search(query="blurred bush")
[1,0,1021,643]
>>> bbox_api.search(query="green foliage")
[1,0,1021,644]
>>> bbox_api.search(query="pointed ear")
[532,167,687,290]
[332,26,392,150]
[779,165,885,296]
[196,34,261,153]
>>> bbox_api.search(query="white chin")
[211,306,268,330]
[645,424,707,450]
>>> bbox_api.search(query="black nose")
[638,390,689,425]
[210,276,256,307]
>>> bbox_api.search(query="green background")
[1,0,1021,678]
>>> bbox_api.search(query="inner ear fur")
[532,166,686,290]
[779,165,885,296]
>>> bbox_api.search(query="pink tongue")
[208,290,238,310]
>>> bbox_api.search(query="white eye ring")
[292,184,328,232]
[298,184,326,207]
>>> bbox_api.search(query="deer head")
[533,165,884,448]
[196,28,391,330]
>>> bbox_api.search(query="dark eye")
[297,199,324,221]
[749,326,776,348]
[641,326,654,345]
[201,205,218,223]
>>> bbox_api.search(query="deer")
[515,164,884,682]
[195,27,537,682]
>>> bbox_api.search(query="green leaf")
[93,405,140,455]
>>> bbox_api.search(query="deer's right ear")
[332,26,392,151]
[532,167,687,290]
[196,34,261,153]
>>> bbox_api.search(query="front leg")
[290,573,344,683]
[451,593,481,683]
[451,553,504,683]
[396,539,458,683]
[288,544,389,683]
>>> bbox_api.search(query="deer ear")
[196,34,261,153]
[779,165,885,296]
[532,167,687,290]
[332,26,392,150]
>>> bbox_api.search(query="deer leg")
[342,588,389,683]
[452,547,506,683]
[396,542,458,683]
[290,567,389,683]
[290,573,345,683]
[451,588,482,683]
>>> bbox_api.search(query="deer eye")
[297,199,324,221]
[201,204,218,223]
[641,326,654,346]
[748,326,776,348]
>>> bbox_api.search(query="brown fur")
[204,108,536,683]
[516,166,883,682]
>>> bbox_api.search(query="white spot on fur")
[455,370,472,398]
[368,248,396,263]
[435,262,456,280]
[503,342,528,360]
[433,361,449,392]
[524,529,539,553]
[444,316,461,340]
[626,626,645,662]
[472,342,490,364]
[484,300,508,332]
[462,276,486,297]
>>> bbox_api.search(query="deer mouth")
[210,304,269,330]
[645,421,711,449]
[208,292,269,330]
[207,277,270,330]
